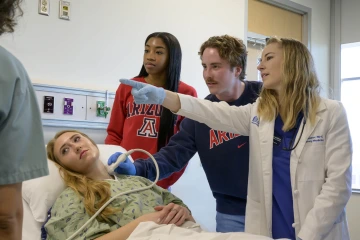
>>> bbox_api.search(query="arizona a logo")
[137,118,158,138]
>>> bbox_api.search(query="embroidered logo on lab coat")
[252,116,259,127]
[306,135,324,143]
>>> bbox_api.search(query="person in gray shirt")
[0,1,48,239]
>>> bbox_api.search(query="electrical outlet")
[38,0,49,16]
[59,0,70,20]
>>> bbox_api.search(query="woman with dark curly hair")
[0,0,23,34]
[0,0,48,239]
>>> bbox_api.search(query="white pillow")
[22,144,132,222]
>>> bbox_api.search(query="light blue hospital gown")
[44,175,190,240]
[0,46,48,185]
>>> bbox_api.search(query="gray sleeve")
[0,49,48,185]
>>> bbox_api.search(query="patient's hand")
[154,203,194,226]
[137,206,171,224]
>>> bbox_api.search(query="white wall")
[290,0,331,97]
[341,0,360,44]
[0,0,247,232]
[0,0,246,99]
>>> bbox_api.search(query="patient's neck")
[85,160,114,180]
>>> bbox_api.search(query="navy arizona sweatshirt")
[135,81,262,215]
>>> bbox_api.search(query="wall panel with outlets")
[33,84,115,129]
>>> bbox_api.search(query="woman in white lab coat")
[120,37,352,240]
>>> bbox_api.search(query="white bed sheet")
[23,198,42,240]
[128,221,289,240]
[22,207,289,240]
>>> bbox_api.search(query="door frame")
[247,0,312,49]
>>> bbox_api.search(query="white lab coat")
[177,94,352,240]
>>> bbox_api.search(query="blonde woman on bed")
[43,130,195,240]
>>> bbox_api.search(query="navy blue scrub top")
[272,113,303,240]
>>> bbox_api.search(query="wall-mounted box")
[33,84,115,129]
[38,0,50,16]
[59,0,70,20]
[86,96,114,122]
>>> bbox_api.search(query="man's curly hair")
[0,0,23,36]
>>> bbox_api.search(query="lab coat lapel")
[258,118,274,230]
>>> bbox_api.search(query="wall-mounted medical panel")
[36,91,87,121]
[33,84,115,129]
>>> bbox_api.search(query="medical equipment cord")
[66,149,159,240]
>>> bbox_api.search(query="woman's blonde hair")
[257,37,320,131]
[47,130,118,222]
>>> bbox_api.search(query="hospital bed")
[22,144,280,240]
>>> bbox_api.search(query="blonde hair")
[46,130,119,222]
[257,37,320,131]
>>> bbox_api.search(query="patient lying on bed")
[43,130,195,240]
